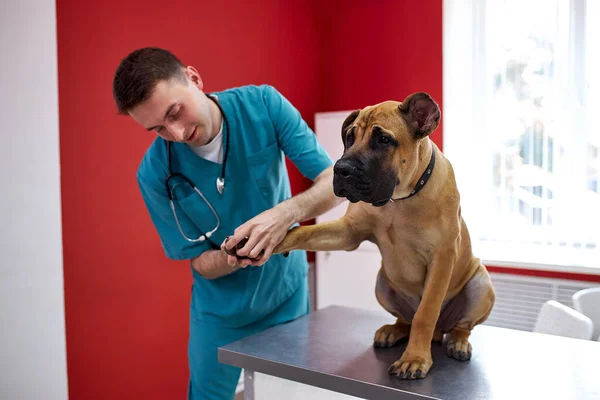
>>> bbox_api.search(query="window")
[443,0,599,269]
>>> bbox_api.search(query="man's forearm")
[278,166,344,225]
[191,250,237,280]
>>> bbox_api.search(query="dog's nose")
[334,159,359,178]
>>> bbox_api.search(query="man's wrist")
[192,250,241,280]
[277,200,300,228]
[222,251,239,273]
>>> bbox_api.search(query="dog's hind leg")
[443,264,495,361]
[373,267,419,348]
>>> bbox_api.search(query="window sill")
[483,259,600,278]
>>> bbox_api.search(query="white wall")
[0,0,68,399]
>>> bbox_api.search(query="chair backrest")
[572,287,600,339]
[533,300,594,340]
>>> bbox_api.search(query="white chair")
[572,287,600,340]
[533,300,594,340]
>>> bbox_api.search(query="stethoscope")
[165,94,231,246]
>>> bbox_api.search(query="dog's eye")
[378,135,390,144]
[346,131,355,147]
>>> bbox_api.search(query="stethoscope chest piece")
[216,177,225,195]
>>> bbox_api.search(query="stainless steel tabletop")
[218,305,600,400]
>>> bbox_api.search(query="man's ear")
[398,92,440,138]
[185,66,203,90]
[341,110,360,144]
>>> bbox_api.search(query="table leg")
[244,370,254,400]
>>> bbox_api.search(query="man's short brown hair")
[112,47,187,115]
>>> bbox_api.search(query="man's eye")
[169,107,181,120]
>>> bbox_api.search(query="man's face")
[128,67,215,147]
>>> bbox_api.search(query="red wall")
[314,0,444,148]
[57,1,320,399]
[57,1,445,399]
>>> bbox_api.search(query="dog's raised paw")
[388,350,432,380]
[373,323,409,348]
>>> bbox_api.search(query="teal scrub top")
[136,84,333,328]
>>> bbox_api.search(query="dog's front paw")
[388,349,432,380]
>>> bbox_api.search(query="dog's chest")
[373,207,438,289]
[380,242,430,289]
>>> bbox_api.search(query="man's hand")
[221,236,262,268]
[222,203,296,267]
[191,249,252,280]
[223,166,340,267]
[224,252,255,269]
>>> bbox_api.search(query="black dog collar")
[391,143,435,202]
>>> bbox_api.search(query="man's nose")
[167,121,186,141]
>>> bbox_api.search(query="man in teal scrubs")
[112,47,341,399]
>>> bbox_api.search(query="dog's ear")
[341,110,360,144]
[399,92,440,138]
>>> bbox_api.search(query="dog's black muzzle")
[333,156,396,206]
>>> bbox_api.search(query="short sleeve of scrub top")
[261,85,332,181]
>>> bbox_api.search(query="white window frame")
[443,0,599,272]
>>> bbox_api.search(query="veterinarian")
[112,47,341,399]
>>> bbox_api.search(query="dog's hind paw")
[446,338,472,361]
[373,322,410,348]
[444,329,472,361]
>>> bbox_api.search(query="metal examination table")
[219,305,600,400]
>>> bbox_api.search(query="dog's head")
[333,92,440,206]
